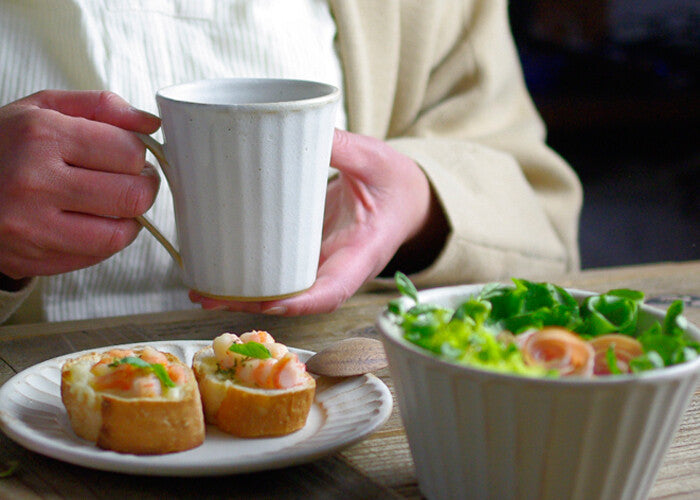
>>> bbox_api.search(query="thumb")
[331,128,419,188]
[25,89,160,134]
[330,129,388,182]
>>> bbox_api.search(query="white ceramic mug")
[136,78,339,300]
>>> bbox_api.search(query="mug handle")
[134,133,183,269]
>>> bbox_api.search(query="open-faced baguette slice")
[193,345,316,438]
[61,348,205,455]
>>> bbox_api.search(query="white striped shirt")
[0,0,346,320]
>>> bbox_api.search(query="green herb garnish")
[228,342,272,359]
[109,357,176,388]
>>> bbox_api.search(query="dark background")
[509,0,699,269]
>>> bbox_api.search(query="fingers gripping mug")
[136,78,340,300]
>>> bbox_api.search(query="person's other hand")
[190,128,448,316]
[0,90,161,282]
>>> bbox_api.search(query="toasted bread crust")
[193,347,315,437]
[61,350,205,455]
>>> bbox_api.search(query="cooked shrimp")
[239,330,275,344]
[105,348,136,360]
[272,352,308,389]
[90,361,113,378]
[590,334,644,375]
[130,373,163,398]
[213,332,245,369]
[519,327,594,376]
[91,348,183,396]
[93,364,137,392]
[212,331,284,368]
[90,349,134,378]
[140,345,169,365]
[266,342,289,359]
[167,363,188,385]
[240,331,288,359]
[211,331,307,389]
[235,357,277,388]
[90,349,135,376]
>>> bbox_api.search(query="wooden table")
[1,261,699,499]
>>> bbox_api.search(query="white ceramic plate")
[0,340,393,476]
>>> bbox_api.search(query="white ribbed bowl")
[376,285,700,500]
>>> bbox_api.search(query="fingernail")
[263,306,286,315]
[130,107,160,121]
[140,163,158,177]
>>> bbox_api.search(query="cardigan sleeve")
[0,277,38,324]
[370,0,582,288]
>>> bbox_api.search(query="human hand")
[0,90,161,281]
[190,128,447,316]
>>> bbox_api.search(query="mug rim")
[155,77,340,109]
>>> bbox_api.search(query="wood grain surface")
[1,261,698,499]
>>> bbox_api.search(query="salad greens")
[388,272,699,376]
[389,275,548,376]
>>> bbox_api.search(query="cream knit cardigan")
[0,0,581,324]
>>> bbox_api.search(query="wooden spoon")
[305,337,388,377]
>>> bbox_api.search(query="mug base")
[191,287,308,302]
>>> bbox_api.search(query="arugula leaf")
[630,351,665,372]
[228,341,272,359]
[607,288,645,302]
[580,290,643,336]
[395,271,419,304]
[387,298,403,315]
[662,300,687,337]
[636,301,699,367]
